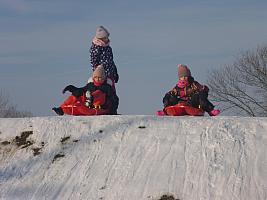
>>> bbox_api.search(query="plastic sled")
[164,102,204,116]
[60,90,110,116]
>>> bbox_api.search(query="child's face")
[93,76,105,84]
[179,76,188,81]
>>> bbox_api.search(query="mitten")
[62,85,76,94]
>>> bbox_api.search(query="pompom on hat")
[95,26,110,39]
[178,64,191,78]
[93,65,106,80]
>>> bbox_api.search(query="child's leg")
[60,95,78,107]
[60,95,80,115]
[189,93,214,112]
[163,93,179,108]
[53,95,78,115]
[198,93,214,112]
[111,94,119,114]
[107,77,118,114]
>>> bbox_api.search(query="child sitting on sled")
[162,64,220,116]
[52,65,119,116]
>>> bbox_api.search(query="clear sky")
[0,0,267,116]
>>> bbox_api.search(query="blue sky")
[0,0,267,116]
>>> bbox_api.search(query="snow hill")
[0,116,267,200]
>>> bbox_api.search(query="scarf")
[92,37,110,47]
[93,79,104,87]
[177,79,189,88]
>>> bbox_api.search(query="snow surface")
[0,116,267,200]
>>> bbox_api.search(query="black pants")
[163,92,214,112]
[109,94,119,115]
[188,92,214,112]
[163,93,179,108]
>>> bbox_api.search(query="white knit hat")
[95,26,110,39]
[93,65,106,80]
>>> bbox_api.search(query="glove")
[63,85,76,94]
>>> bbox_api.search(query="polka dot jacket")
[90,43,119,83]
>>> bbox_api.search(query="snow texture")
[0,116,267,200]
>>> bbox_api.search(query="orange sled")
[60,90,110,116]
[164,102,204,116]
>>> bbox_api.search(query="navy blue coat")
[90,43,119,83]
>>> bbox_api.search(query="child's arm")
[98,84,113,97]
[65,83,94,98]
[98,84,118,110]
[163,86,180,107]
[192,81,209,94]
[62,85,83,98]
[113,65,119,83]
[90,44,101,70]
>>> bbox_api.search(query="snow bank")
[0,116,267,200]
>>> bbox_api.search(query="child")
[89,26,119,88]
[163,64,220,116]
[52,65,119,115]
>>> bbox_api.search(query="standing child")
[89,26,119,114]
[89,26,119,88]
[162,64,220,116]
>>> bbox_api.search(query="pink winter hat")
[95,26,110,39]
[178,64,191,78]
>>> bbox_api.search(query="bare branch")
[0,90,33,118]
[208,44,267,116]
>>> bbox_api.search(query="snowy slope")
[0,116,267,200]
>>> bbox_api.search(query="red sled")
[163,102,204,116]
[60,90,111,116]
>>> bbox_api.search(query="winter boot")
[52,107,64,116]
[109,108,117,115]
[209,109,220,116]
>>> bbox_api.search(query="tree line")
[0,90,32,118]
[208,44,267,116]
